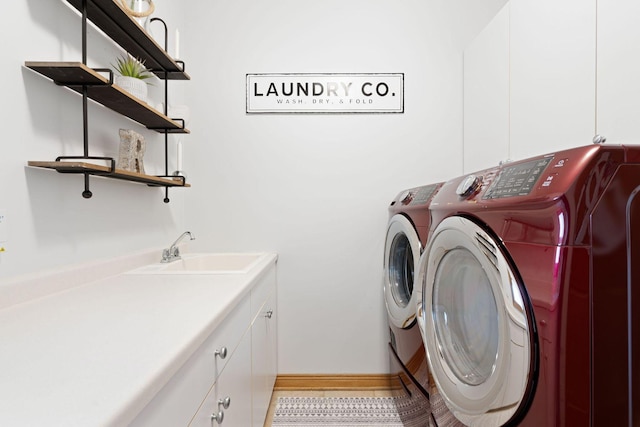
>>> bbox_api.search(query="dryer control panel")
[483,157,553,199]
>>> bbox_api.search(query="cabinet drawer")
[190,329,253,426]
[204,296,251,379]
[130,297,251,427]
[250,265,276,320]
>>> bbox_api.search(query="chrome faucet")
[161,231,195,263]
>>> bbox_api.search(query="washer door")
[416,216,535,426]
[384,214,422,329]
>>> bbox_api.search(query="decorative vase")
[122,0,155,27]
[115,75,148,103]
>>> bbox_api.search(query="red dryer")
[416,143,640,426]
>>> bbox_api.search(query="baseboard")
[274,374,395,390]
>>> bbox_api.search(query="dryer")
[383,183,442,425]
[416,143,640,426]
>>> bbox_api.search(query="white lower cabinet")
[131,262,278,427]
[191,330,252,426]
[130,297,251,427]
[251,286,277,427]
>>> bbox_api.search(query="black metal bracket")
[94,68,114,85]
[151,175,186,186]
[55,156,116,174]
[63,4,185,202]
[54,156,116,199]
[147,118,185,132]
[53,68,114,86]
[149,17,173,204]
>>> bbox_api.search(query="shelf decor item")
[120,0,155,26]
[118,129,146,174]
[113,54,152,103]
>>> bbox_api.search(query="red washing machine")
[383,183,443,425]
[415,143,640,426]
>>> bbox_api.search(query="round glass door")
[432,247,499,386]
[417,216,536,425]
[384,215,421,329]
[389,231,415,308]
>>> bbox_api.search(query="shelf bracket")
[149,17,174,204]
[55,156,116,174]
[153,175,185,186]
[55,156,116,199]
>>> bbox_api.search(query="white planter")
[115,75,148,103]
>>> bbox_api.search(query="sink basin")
[128,253,264,275]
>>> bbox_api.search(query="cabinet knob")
[211,410,224,424]
[215,347,228,359]
[218,396,231,409]
[265,309,273,319]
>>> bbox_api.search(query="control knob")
[456,175,482,198]
[399,191,413,205]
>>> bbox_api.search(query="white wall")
[1,1,188,281]
[3,0,506,376]
[183,0,505,374]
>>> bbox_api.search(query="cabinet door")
[463,3,510,173]
[190,329,253,427]
[596,0,640,143]
[252,290,278,427]
[130,298,250,427]
[509,0,596,159]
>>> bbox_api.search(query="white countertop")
[0,252,277,426]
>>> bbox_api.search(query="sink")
[128,253,264,275]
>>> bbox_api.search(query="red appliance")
[383,183,443,425]
[416,143,640,426]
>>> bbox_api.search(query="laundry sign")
[246,73,404,113]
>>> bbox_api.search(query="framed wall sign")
[246,73,404,114]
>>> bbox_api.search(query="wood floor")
[263,388,396,427]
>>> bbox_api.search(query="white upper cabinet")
[509,0,596,160]
[465,0,640,163]
[596,0,640,144]
[464,0,597,165]
[463,3,510,173]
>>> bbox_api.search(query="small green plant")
[113,54,152,80]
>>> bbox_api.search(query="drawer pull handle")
[215,347,228,359]
[218,396,231,409]
[265,309,273,319]
[211,410,224,424]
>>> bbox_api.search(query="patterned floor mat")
[271,396,430,427]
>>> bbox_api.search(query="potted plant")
[113,54,153,103]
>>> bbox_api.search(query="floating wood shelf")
[66,0,189,80]
[28,161,190,188]
[25,62,189,134]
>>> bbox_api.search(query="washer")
[416,143,640,426]
[383,183,442,424]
